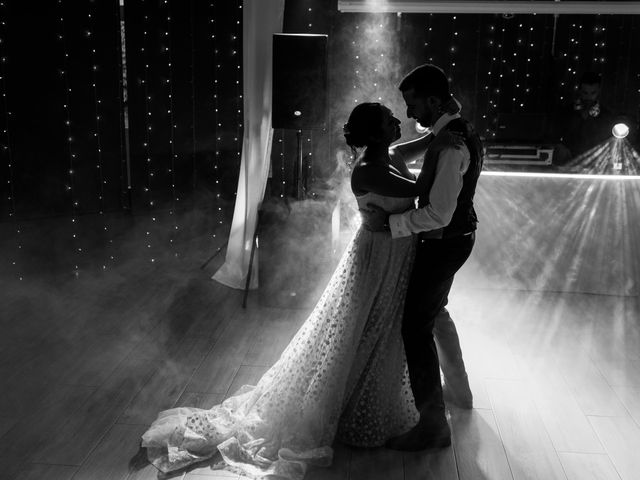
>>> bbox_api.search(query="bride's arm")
[389,133,432,168]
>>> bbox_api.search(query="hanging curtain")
[213,0,285,290]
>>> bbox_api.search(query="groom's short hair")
[399,64,451,100]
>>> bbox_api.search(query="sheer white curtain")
[213,0,285,289]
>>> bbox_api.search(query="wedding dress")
[141,192,419,480]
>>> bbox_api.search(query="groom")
[362,64,483,450]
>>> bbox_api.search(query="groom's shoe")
[385,411,451,451]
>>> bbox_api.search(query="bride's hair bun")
[344,102,385,149]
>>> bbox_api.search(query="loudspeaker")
[272,33,328,130]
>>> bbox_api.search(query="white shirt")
[388,112,470,238]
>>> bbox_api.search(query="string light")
[483,21,499,138]
[140,0,157,263]
[234,0,242,200]
[87,0,113,269]
[163,0,179,256]
[490,15,506,137]
[57,0,81,276]
[448,15,458,81]
[512,20,525,109]
[571,21,583,82]
[211,1,223,235]
[495,17,506,119]
[557,27,567,102]
[561,20,582,103]
[306,2,314,191]
[0,1,21,280]
[601,16,609,66]
[496,15,514,110]
[424,14,434,63]
[522,15,535,108]
[592,21,603,66]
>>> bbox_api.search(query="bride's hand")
[359,203,389,231]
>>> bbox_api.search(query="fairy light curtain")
[212,0,285,290]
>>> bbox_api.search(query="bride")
[141,103,427,479]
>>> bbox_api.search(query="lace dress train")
[141,194,419,479]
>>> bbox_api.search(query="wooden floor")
[2,225,640,480]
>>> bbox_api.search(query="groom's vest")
[417,117,484,239]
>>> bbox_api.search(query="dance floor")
[2,175,640,480]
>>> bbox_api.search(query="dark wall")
[0,0,243,221]
[124,0,243,213]
[2,2,639,222]
[0,1,123,219]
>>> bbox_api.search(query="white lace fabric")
[142,193,419,479]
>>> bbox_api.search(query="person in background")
[554,71,615,165]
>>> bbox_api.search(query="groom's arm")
[388,144,470,239]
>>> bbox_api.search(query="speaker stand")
[294,129,306,200]
[242,209,262,308]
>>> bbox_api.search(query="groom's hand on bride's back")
[359,203,390,231]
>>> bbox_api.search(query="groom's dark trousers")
[403,231,475,413]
